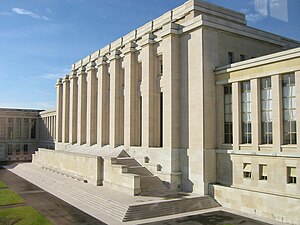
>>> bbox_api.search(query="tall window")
[16,144,20,155]
[7,144,12,155]
[15,118,21,140]
[228,52,234,64]
[23,118,29,139]
[31,119,37,139]
[224,85,233,144]
[282,74,297,145]
[0,118,5,139]
[261,77,273,144]
[242,81,251,144]
[7,118,13,140]
[23,144,28,155]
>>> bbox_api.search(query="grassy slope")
[0,181,7,188]
[0,189,25,206]
[0,206,53,225]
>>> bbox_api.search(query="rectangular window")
[243,163,252,178]
[23,144,28,155]
[224,85,233,144]
[15,118,21,140]
[0,118,5,139]
[31,119,37,139]
[287,167,296,184]
[7,144,12,155]
[228,52,234,64]
[259,164,268,180]
[282,74,297,145]
[240,54,246,61]
[23,118,29,139]
[16,144,20,155]
[7,118,13,140]
[261,77,273,144]
[242,81,251,144]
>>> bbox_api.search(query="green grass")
[0,189,25,206]
[0,181,7,188]
[0,206,53,225]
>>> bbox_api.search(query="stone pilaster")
[62,75,70,144]
[123,42,138,148]
[77,67,87,145]
[86,62,98,146]
[251,79,260,150]
[295,71,300,151]
[140,34,156,148]
[56,78,63,143]
[69,70,78,144]
[272,75,282,151]
[97,56,110,146]
[161,25,181,149]
[232,82,241,150]
[109,50,124,147]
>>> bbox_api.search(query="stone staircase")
[123,196,220,222]
[112,157,176,197]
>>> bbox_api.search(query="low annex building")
[13,0,300,223]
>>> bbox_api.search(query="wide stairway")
[6,163,220,223]
[111,157,177,197]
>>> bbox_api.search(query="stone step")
[123,196,220,222]
[115,157,141,167]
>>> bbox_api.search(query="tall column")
[141,34,156,148]
[62,75,70,143]
[86,62,98,146]
[232,82,241,150]
[97,56,110,146]
[295,71,300,151]
[124,42,138,148]
[109,50,124,147]
[251,79,260,150]
[69,70,78,144]
[272,75,282,151]
[161,26,181,149]
[56,78,63,142]
[77,67,87,145]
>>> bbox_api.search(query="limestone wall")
[210,184,300,225]
[32,148,102,185]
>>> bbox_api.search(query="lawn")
[0,206,53,225]
[0,181,7,188]
[0,189,25,206]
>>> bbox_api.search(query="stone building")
[0,108,55,161]
[30,0,300,223]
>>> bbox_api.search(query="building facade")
[0,108,56,162]
[31,0,300,223]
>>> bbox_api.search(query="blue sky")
[0,0,299,110]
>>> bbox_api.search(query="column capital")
[108,50,121,61]
[123,42,137,55]
[140,33,156,47]
[77,67,87,77]
[86,61,97,72]
[69,70,77,80]
[56,78,63,86]
[161,23,180,38]
[62,75,70,83]
[96,56,108,67]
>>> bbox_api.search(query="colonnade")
[56,26,181,150]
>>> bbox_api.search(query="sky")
[0,0,299,110]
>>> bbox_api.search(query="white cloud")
[12,8,50,21]
[246,13,265,23]
[0,12,11,16]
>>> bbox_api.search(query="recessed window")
[282,74,297,145]
[261,77,273,144]
[23,144,28,155]
[228,52,234,64]
[240,54,246,61]
[7,118,13,140]
[287,167,297,184]
[242,81,252,144]
[31,119,37,139]
[224,85,233,144]
[243,163,252,179]
[7,144,12,155]
[259,164,268,180]
[16,144,20,155]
